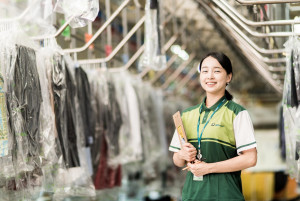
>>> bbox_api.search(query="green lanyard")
[197,99,226,153]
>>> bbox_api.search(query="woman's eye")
[215,71,220,73]
[202,70,208,73]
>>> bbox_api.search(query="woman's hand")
[187,161,211,177]
[178,143,197,162]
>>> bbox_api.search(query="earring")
[226,82,229,86]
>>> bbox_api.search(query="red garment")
[94,134,121,189]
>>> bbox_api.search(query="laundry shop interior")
[1,0,300,200]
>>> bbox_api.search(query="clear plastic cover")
[282,37,300,181]
[138,0,167,71]
[111,72,143,166]
[54,0,99,28]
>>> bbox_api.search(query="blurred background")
[0,0,300,200]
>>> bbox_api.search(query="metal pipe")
[77,15,145,64]
[63,0,130,53]
[220,0,300,26]
[161,53,196,90]
[235,0,300,5]
[96,34,177,73]
[208,1,285,55]
[106,0,112,47]
[268,66,286,72]
[122,8,129,56]
[78,7,178,67]
[212,1,300,37]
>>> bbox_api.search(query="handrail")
[109,35,177,73]
[198,0,282,93]
[220,0,300,27]
[208,1,285,54]
[161,53,196,90]
[77,15,145,64]
[211,0,300,37]
[235,0,300,5]
[63,0,130,53]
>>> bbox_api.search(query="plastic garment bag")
[75,67,95,147]
[132,80,167,189]
[282,37,300,181]
[54,0,99,28]
[88,69,108,174]
[87,70,122,189]
[0,41,42,199]
[36,48,65,197]
[57,56,96,197]
[111,72,143,166]
[138,0,167,71]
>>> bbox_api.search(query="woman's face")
[199,56,232,96]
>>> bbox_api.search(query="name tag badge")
[193,175,203,181]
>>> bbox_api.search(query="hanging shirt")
[169,96,256,201]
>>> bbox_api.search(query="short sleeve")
[169,129,181,152]
[233,110,257,155]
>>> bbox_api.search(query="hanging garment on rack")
[64,62,80,168]
[36,48,62,193]
[4,45,43,191]
[8,45,43,157]
[89,70,108,175]
[132,80,167,183]
[105,75,123,162]
[51,55,80,168]
[112,72,142,166]
[282,37,300,181]
[51,55,70,168]
[75,67,95,147]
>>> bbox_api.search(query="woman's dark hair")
[198,52,233,100]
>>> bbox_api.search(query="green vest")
[181,96,246,201]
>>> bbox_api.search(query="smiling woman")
[169,52,258,201]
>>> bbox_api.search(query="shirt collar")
[201,95,227,111]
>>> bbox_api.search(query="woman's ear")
[226,73,232,84]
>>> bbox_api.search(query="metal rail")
[77,15,145,64]
[212,0,300,37]
[208,1,286,55]
[198,0,282,94]
[63,0,130,53]
[220,0,300,27]
[235,0,300,5]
